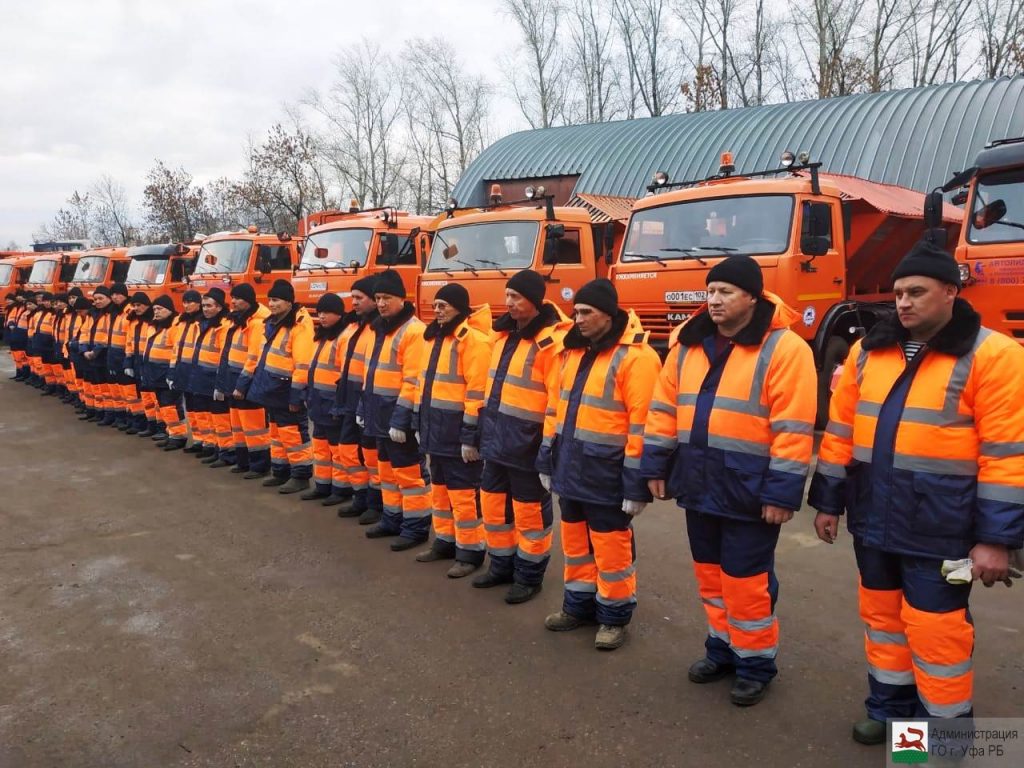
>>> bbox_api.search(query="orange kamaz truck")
[124,242,201,310]
[936,136,1024,342]
[187,227,298,302]
[293,204,431,312]
[23,251,79,296]
[416,185,623,322]
[67,247,131,295]
[610,152,962,423]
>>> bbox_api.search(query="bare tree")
[566,0,623,122]
[613,0,679,116]
[142,162,211,243]
[861,0,920,92]
[306,39,407,207]
[90,175,138,246]
[791,0,868,98]
[977,0,1024,78]
[908,0,975,85]
[503,0,568,128]
[34,191,93,243]
[404,36,491,210]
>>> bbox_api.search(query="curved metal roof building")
[452,77,1024,206]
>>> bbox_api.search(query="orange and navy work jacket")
[480,302,572,471]
[640,294,817,519]
[6,303,29,351]
[333,309,378,418]
[303,318,348,424]
[29,308,56,361]
[141,317,183,390]
[808,299,1024,558]
[65,309,90,360]
[187,313,230,396]
[216,304,270,396]
[360,302,425,439]
[236,306,314,410]
[537,309,661,505]
[124,313,153,376]
[107,305,131,373]
[413,305,493,457]
[82,308,114,369]
[170,312,203,390]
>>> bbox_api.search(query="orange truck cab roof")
[187,228,299,304]
[417,196,618,323]
[125,242,201,311]
[940,136,1024,343]
[612,161,961,345]
[67,247,131,294]
[23,252,78,295]
[292,207,432,312]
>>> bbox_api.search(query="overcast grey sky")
[0,0,520,248]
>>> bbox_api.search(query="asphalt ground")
[1,352,1022,768]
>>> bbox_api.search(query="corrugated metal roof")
[567,193,636,223]
[453,77,1024,206]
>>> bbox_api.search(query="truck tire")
[816,336,850,430]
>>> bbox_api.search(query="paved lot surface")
[1,353,1022,768]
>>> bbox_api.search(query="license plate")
[666,312,690,323]
[311,281,327,291]
[664,290,706,303]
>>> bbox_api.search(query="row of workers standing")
[5,239,1023,744]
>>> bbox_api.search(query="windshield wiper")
[476,258,508,276]
[623,251,667,268]
[658,247,710,265]
[691,246,737,254]
[453,259,479,276]
[987,219,1024,232]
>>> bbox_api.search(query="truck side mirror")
[923,191,944,230]
[545,223,565,239]
[801,236,830,257]
[257,256,271,274]
[800,202,831,257]
[951,189,968,206]
[604,224,616,265]
[379,234,399,264]
[442,243,459,260]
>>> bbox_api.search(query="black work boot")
[278,477,310,495]
[687,658,735,684]
[729,678,769,707]
[852,719,886,746]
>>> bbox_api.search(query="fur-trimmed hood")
[672,291,799,348]
[862,297,981,358]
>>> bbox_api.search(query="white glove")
[942,557,1023,585]
[389,427,406,443]
[461,444,480,463]
[166,379,174,390]
[622,499,647,517]
[213,389,225,402]
[124,367,134,377]
[539,473,551,492]
[355,414,365,429]
[414,431,421,444]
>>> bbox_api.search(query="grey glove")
[355,414,365,429]
[389,427,406,444]
[539,473,551,492]
[622,499,647,517]
[166,379,174,390]
[124,367,134,378]
[461,444,480,463]
[213,389,225,402]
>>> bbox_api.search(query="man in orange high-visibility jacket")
[412,283,492,578]
[360,269,430,549]
[298,292,349,501]
[188,287,232,465]
[538,279,661,651]
[330,275,381,521]
[142,295,188,451]
[641,256,816,707]
[170,290,205,451]
[123,293,155,434]
[65,289,91,413]
[81,286,117,424]
[214,283,271,476]
[27,291,56,393]
[6,291,31,381]
[474,269,572,605]
[234,279,315,494]
[808,240,1024,746]
[105,283,133,429]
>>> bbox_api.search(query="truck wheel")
[816,337,850,430]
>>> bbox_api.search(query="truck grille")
[636,304,701,342]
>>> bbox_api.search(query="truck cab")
[68,247,132,295]
[124,242,201,310]
[292,205,431,312]
[24,252,79,296]
[187,227,298,302]
[0,253,37,331]
[611,152,961,423]
[939,137,1024,343]
[417,185,615,322]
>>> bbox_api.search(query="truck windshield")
[193,240,252,274]
[126,257,169,284]
[299,228,372,270]
[968,168,1024,244]
[28,260,58,283]
[427,221,539,272]
[0,264,13,285]
[72,257,109,283]
[622,195,794,261]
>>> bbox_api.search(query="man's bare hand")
[647,479,666,500]
[762,504,794,525]
[971,542,1009,587]
[814,512,840,543]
